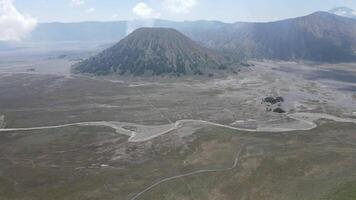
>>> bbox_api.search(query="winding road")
[1,113,356,142]
[0,121,123,132]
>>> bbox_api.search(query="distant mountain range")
[73,28,232,76]
[29,21,127,43]
[5,11,356,62]
[199,12,356,62]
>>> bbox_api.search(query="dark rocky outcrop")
[262,96,287,114]
[273,108,286,113]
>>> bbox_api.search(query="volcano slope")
[73,28,234,76]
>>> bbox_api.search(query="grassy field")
[329,181,356,200]
[0,64,355,200]
[0,121,355,200]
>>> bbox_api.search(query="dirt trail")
[129,148,243,200]
[1,113,355,142]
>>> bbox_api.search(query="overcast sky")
[0,0,355,41]
[11,0,356,23]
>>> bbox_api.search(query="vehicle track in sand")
[128,148,243,200]
[0,113,355,142]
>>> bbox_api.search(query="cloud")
[334,10,347,16]
[85,7,95,13]
[0,0,37,41]
[112,13,119,19]
[133,2,160,19]
[71,0,84,6]
[163,0,197,14]
[127,2,160,35]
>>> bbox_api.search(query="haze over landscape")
[1,1,356,200]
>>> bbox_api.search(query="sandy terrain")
[1,55,356,200]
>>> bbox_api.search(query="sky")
[0,0,355,41]
[11,0,356,23]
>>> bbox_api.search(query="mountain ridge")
[191,11,356,61]
[7,11,356,62]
